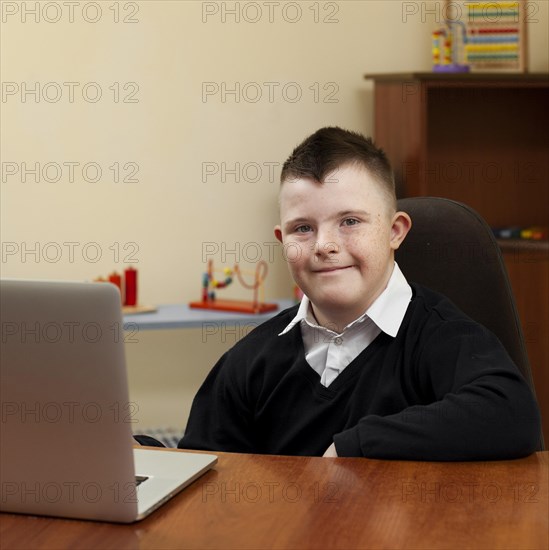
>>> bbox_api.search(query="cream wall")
[2,1,548,431]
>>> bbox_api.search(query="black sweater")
[179,284,541,460]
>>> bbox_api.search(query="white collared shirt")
[279,262,412,387]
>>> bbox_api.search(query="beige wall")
[2,1,548,430]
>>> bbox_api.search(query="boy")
[179,127,541,460]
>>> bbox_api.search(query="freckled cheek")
[346,233,386,269]
[283,239,309,263]
[281,242,313,278]
[285,260,309,292]
[344,232,370,256]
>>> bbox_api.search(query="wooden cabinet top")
[364,72,549,83]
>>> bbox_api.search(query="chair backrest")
[395,197,540,409]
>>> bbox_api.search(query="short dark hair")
[280,126,396,209]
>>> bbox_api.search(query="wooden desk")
[1,450,547,549]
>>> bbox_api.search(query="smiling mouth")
[313,266,354,273]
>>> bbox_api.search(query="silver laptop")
[0,279,217,523]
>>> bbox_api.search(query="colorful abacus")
[464,1,526,71]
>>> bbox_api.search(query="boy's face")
[274,164,411,328]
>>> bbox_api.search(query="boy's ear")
[274,225,283,243]
[390,211,412,250]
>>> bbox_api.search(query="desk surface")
[122,299,294,330]
[1,450,547,550]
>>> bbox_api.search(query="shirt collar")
[278,262,411,338]
[366,262,412,337]
[278,293,311,335]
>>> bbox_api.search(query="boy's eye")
[342,218,359,226]
[296,225,312,233]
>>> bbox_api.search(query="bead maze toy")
[432,20,470,72]
[189,259,278,314]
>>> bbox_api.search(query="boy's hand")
[323,443,338,457]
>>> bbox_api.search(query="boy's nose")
[313,237,340,258]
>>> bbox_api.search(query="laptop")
[0,279,217,523]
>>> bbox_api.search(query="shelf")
[367,73,549,446]
[122,299,294,330]
[497,239,549,253]
[366,75,549,228]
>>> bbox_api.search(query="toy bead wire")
[201,259,269,306]
[234,260,268,305]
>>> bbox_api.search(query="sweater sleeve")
[178,350,256,453]
[333,321,542,460]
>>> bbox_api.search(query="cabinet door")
[502,244,549,445]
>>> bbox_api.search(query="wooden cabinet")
[366,72,549,444]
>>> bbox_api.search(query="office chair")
[395,197,544,450]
